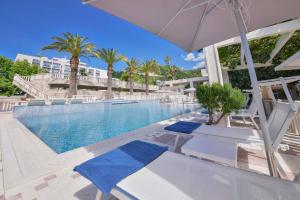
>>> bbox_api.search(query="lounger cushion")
[164,121,202,134]
[193,125,261,141]
[74,140,167,196]
[181,135,237,167]
[116,152,300,200]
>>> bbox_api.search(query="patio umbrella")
[275,50,300,71]
[84,0,300,176]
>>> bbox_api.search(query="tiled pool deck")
[0,111,299,200]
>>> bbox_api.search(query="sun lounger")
[27,99,46,106]
[192,125,261,141]
[181,134,237,167]
[181,101,300,166]
[78,146,300,200]
[70,98,83,104]
[230,99,259,129]
[74,140,167,198]
[51,98,66,105]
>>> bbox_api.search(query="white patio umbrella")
[84,0,300,176]
[275,50,300,71]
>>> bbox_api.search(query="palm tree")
[94,48,125,99]
[42,32,94,98]
[125,58,139,95]
[139,60,160,95]
[167,65,180,80]
[164,56,171,66]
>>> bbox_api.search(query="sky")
[0,0,206,71]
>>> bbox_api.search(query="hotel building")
[15,54,108,79]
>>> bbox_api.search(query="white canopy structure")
[258,76,300,87]
[84,0,300,176]
[275,50,300,71]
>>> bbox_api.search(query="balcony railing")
[49,73,159,90]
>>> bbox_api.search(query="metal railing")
[0,99,27,112]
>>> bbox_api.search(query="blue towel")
[74,140,167,196]
[164,121,201,134]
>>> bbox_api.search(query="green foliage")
[79,68,87,76]
[42,32,95,58]
[273,31,300,65]
[228,66,300,89]
[0,56,46,96]
[218,84,245,115]
[218,35,279,69]
[166,65,181,80]
[139,60,160,76]
[94,48,125,66]
[196,83,220,123]
[196,83,245,124]
[219,30,300,89]
[159,65,201,80]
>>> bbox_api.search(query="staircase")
[13,74,50,100]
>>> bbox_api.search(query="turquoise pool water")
[14,101,198,153]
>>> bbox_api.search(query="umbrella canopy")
[275,50,300,71]
[84,0,300,52]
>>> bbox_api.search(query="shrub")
[196,83,245,124]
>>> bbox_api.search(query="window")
[43,61,52,69]
[88,69,94,76]
[52,63,61,70]
[32,59,40,66]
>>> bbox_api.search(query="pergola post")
[233,2,278,177]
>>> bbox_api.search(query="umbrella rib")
[158,0,192,35]
[188,2,209,52]
[181,0,212,13]
[188,0,224,51]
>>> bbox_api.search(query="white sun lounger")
[193,101,300,142]
[192,125,261,141]
[70,98,83,104]
[181,134,238,167]
[51,98,66,105]
[27,99,46,106]
[230,99,259,129]
[181,101,300,166]
[108,151,300,200]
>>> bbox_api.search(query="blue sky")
[0,0,205,71]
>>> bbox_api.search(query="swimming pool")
[14,101,198,153]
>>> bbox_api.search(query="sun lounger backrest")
[267,101,299,150]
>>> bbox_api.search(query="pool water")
[14,101,198,153]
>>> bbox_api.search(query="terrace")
[1,0,300,199]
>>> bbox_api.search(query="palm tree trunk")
[68,56,79,98]
[129,73,134,95]
[106,64,113,99]
[145,73,149,95]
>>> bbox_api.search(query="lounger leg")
[242,116,247,124]
[96,190,107,200]
[250,117,259,130]
[173,135,180,152]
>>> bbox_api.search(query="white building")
[15,54,108,79]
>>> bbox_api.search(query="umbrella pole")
[233,6,279,177]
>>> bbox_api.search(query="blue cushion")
[74,140,167,196]
[164,121,202,134]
